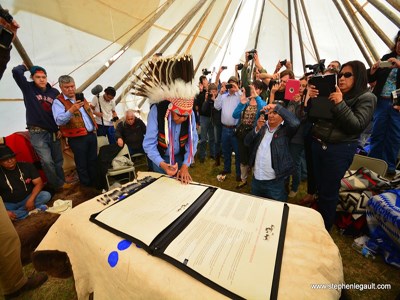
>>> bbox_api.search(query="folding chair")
[97,136,109,154]
[349,154,388,176]
[105,145,136,190]
[130,152,148,169]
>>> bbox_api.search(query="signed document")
[91,176,288,299]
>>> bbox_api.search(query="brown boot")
[214,154,221,166]
[4,272,48,299]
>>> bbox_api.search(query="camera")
[268,79,280,90]
[75,92,84,101]
[247,49,257,60]
[0,26,13,49]
[280,59,287,66]
[202,68,211,76]
[305,59,326,76]
[259,110,267,119]
[236,63,244,71]
[111,116,119,122]
[0,7,13,23]
[392,88,400,106]
[221,66,227,70]
[225,84,233,89]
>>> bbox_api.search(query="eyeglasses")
[338,72,353,79]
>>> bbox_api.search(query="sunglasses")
[176,113,189,118]
[338,72,353,79]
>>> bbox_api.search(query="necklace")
[1,164,27,193]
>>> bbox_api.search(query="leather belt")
[222,124,236,129]
[28,126,48,133]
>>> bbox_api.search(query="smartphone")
[75,92,84,102]
[245,86,251,97]
[225,84,233,89]
[379,61,393,68]
[0,26,14,49]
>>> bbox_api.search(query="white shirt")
[91,95,115,126]
[253,124,279,180]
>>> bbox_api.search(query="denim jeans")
[68,133,98,186]
[213,123,222,156]
[251,177,287,202]
[221,127,240,177]
[198,116,215,159]
[97,124,116,144]
[29,130,64,189]
[369,98,400,172]
[288,143,304,192]
[312,139,358,230]
[4,191,51,220]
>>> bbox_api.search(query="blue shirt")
[143,105,198,167]
[52,94,95,132]
[214,91,241,126]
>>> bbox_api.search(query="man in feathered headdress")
[137,54,199,184]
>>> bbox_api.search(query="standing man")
[195,75,215,163]
[245,103,299,201]
[90,86,118,144]
[52,75,98,187]
[0,15,48,298]
[214,76,242,182]
[12,64,66,190]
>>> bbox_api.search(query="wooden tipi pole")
[76,0,175,93]
[114,0,207,105]
[293,0,306,72]
[299,0,320,62]
[349,0,394,49]
[332,0,373,66]
[194,0,234,74]
[367,0,400,27]
[341,0,379,61]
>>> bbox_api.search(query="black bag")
[234,123,253,139]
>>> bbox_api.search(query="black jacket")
[312,91,376,143]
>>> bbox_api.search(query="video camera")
[305,59,326,76]
[202,68,211,76]
[268,78,280,90]
[0,6,14,49]
[247,49,257,60]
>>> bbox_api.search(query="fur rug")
[14,182,100,264]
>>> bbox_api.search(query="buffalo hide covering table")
[34,172,343,299]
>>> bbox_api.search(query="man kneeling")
[0,146,51,220]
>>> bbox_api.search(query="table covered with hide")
[33,172,343,300]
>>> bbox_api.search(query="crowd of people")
[0,11,399,297]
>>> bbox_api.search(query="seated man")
[116,110,146,154]
[0,146,51,220]
[116,110,152,170]
[245,103,299,201]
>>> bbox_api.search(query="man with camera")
[90,86,118,144]
[12,63,67,191]
[195,75,215,163]
[52,75,98,187]
[214,76,242,181]
[245,103,299,201]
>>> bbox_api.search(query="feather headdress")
[132,54,199,165]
